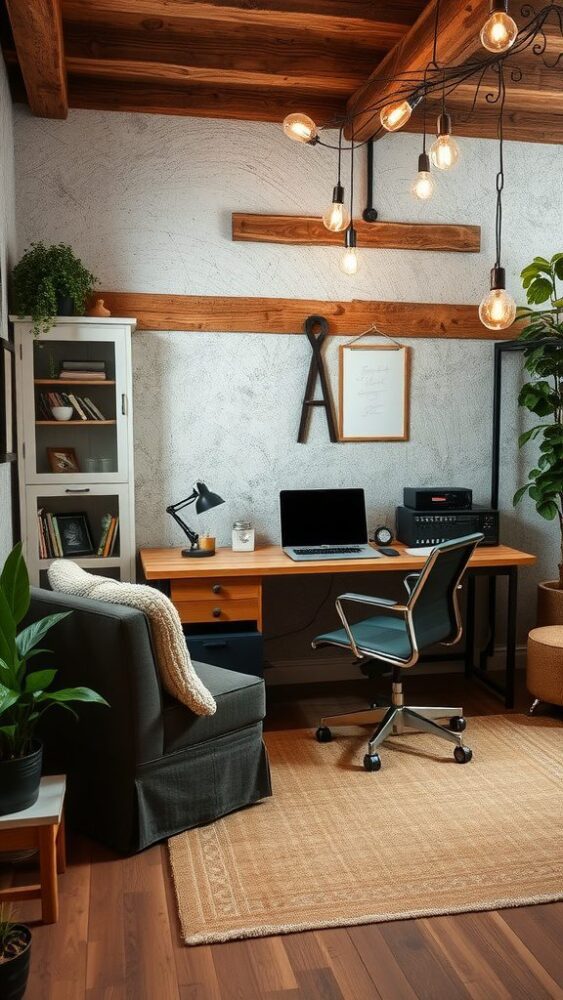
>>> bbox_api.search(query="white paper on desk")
[405,547,433,556]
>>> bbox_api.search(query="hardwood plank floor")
[3,673,562,1000]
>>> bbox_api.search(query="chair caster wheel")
[363,753,382,772]
[316,726,332,743]
[450,716,466,733]
[454,745,472,764]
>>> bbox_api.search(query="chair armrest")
[403,573,421,597]
[335,594,408,659]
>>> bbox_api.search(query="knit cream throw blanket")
[47,560,216,716]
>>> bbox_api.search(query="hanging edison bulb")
[380,99,414,132]
[479,267,517,330]
[340,226,359,275]
[430,112,460,170]
[282,113,318,143]
[322,184,351,232]
[480,1,518,52]
[411,152,435,200]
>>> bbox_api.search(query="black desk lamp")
[166,481,225,557]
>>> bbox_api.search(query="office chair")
[312,533,483,772]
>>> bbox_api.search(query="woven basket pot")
[537,581,563,626]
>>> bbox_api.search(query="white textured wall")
[0,56,16,565]
[13,108,563,663]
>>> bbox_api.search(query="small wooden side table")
[0,775,66,924]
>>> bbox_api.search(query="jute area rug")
[169,716,563,945]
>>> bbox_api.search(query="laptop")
[280,488,379,561]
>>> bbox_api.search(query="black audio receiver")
[403,487,472,511]
[396,506,499,547]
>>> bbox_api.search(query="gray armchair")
[27,587,271,854]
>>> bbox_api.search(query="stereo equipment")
[403,487,472,511]
[396,506,499,547]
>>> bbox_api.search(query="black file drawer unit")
[185,627,264,678]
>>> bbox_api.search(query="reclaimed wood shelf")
[34,379,116,386]
[232,213,481,252]
[97,291,521,340]
[35,420,116,426]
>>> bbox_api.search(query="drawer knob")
[212,584,221,594]
[212,607,222,618]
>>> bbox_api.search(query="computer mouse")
[378,547,400,557]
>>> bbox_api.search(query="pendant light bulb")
[282,112,318,144]
[480,1,518,52]
[479,266,516,330]
[411,153,435,200]
[380,99,413,132]
[340,226,359,276]
[430,112,460,170]
[322,184,351,232]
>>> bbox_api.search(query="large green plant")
[12,243,97,337]
[514,252,563,586]
[0,543,108,761]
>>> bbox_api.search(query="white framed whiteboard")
[338,343,410,441]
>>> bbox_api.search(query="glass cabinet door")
[21,323,130,484]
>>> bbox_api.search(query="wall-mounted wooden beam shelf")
[231,214,481,253]
[97,291,519,340]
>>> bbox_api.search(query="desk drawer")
[175,599,260,624]
[171,577,260,603]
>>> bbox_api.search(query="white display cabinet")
[13,317,137,585]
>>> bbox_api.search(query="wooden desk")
[140,543,536,707]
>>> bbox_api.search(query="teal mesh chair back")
[409,534,483,651]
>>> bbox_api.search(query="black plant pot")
[0,926,32,1000]
[56,294,74,316]
[0,741,43,816]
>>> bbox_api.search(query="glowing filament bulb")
[380,99,413,132]
[340,226,359,275]
[481,7,518,51]
[322,184,350,232]
[282,113,318,143]
[411,152,435,200]
[479,267,516,330]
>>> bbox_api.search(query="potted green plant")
[513,251,563,624]
[0,906,31,1000]
[0,543,108,815]
[12,243,97,337]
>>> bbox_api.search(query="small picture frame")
[55,512,94,556]
[0,338,16,463]
[47,447,80,474]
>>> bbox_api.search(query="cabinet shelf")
[39,556,121,569]
[35,420,117,426]
[34,379,116,386]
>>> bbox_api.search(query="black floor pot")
[0,925,32,1000]
[0,742,43,816]
[56,294,74,316]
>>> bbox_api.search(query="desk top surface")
[140,543,537,580]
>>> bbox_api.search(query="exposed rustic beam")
[64,57,360,96]
[95,291,518,339]
[345,0,491,142]
[408,104,563,144]
[4,0,68,118]
[232,214,481,253]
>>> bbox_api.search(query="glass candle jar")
[232,520,255,552]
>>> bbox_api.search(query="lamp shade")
[195,481,225,514]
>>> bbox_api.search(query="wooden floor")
[2,672,563,1000]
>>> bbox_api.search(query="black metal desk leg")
[505,567,518,709]
[464,574,476,678]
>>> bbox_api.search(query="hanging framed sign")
[339,336,410,442]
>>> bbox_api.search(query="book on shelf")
[59,371,107,381]
[62,360,106,372]
[38,391,107,421]
[97,513,119,558]
[83,396,106,420]
[97,513,113,555]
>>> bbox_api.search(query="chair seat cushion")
[315,614,412,660]
[163,661,266,753]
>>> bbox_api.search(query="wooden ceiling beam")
[4,0,67,118]
[408,104,563,144]
[345,0,491,141]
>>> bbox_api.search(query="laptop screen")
[280,489,368,547]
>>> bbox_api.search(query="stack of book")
[59,360,107,381]
[98,513,119,557]
[39,391,106,421]
[37,509,64,558]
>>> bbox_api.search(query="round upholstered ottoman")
[527,626,563,712]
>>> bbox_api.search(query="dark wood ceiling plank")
[408,104,563,144]
[63,0,426,25]
[5,0,67,118]
[232,214,481,253]
[345,0,491,141]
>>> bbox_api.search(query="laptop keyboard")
[293,546,363,555]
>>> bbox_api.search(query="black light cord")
[495,61,507,268]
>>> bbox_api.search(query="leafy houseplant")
[0,906,31,1000]
[514,252,563,597]
[0,543,108,815]
[12,243,97,337]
